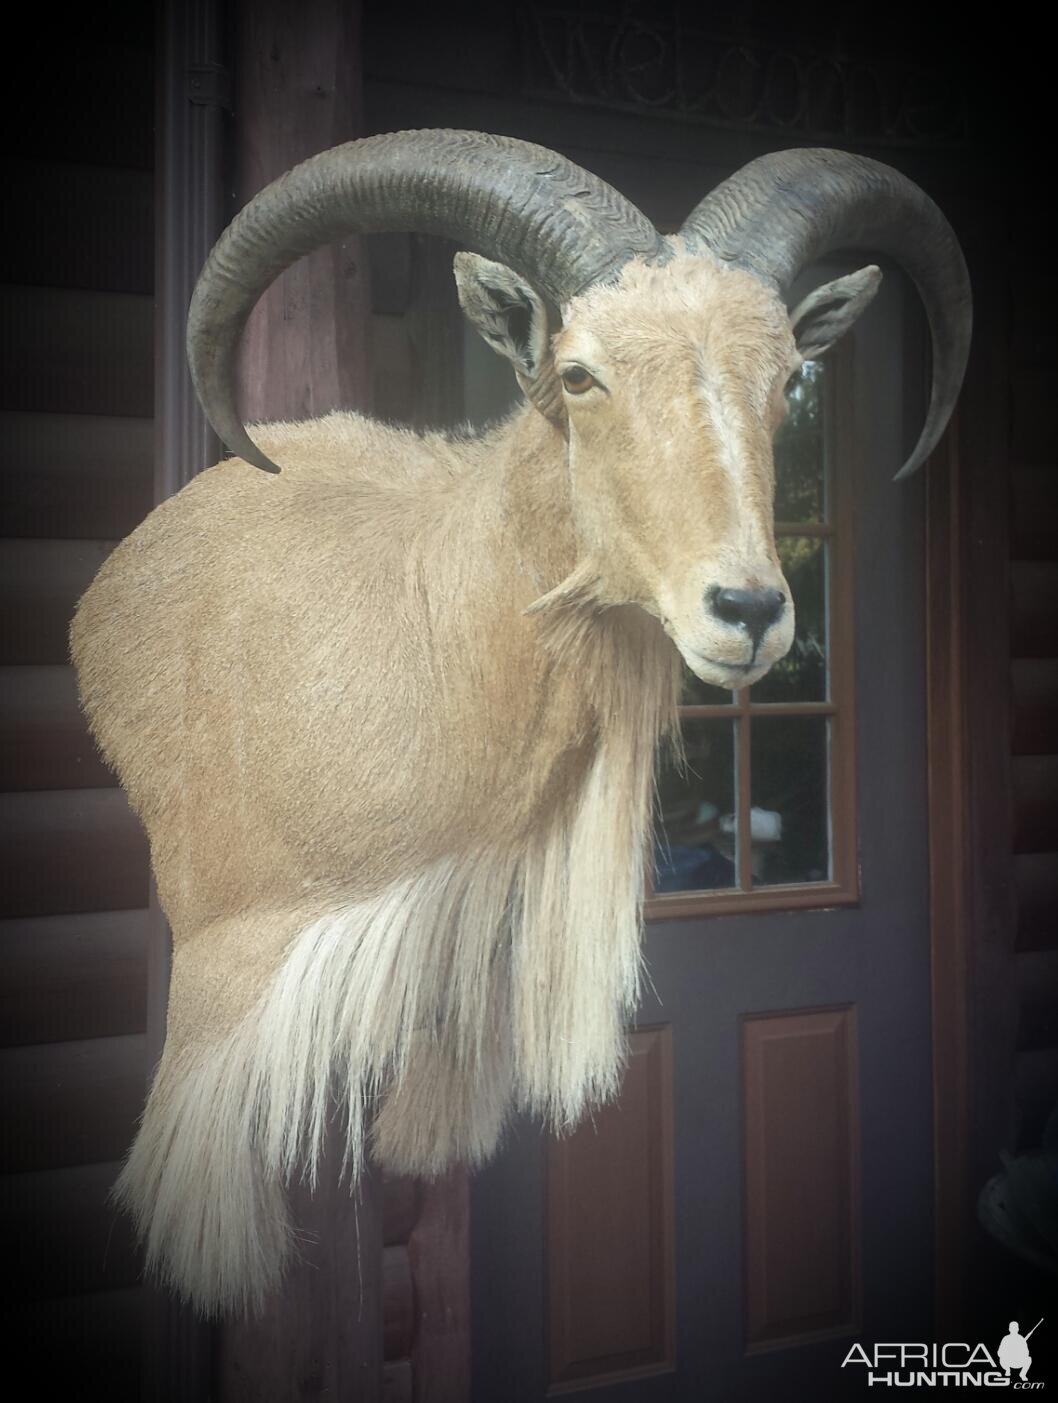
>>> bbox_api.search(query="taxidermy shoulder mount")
[71,130,971,1316]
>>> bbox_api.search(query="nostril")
[708,586,786,644]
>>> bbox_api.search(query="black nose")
[708,586,786,647]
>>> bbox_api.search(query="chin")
[675,639,778,690]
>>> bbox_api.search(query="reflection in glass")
[654,720,737,892]
[774,359,825,523]
[752,537,827,703]
[681,669,734,706]
[750,716,829,885]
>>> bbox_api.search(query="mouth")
[676,641,771,687]
[699,655,755,675]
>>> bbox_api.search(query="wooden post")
[216,1142,384,1402]
[149,0,229,1397]
[216,3,383,1398]
[233,0,371,425]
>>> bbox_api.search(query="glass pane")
[750,716,829,885]
[681,667,735,706]
[751,537,827,703]
[774,359,825,523]
[654,720,737,893]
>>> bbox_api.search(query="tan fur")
[71,251,796,1315]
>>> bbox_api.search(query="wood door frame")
[925,213,1013,1335]
[926,411,973,1336]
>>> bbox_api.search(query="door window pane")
[680,671,735,706]
[645,289,857,913]
[654,720,737,892]
[750,716,830,885]
[751,537,827,703]
[773,360,825,523]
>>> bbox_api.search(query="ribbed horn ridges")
[681,148,972,479]
[188,129,665,473]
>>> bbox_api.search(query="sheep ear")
[789,265,882,359]
[453,252,551,379]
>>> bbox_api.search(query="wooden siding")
[9,1289,144,1403]
[0,14,155,1399]
[6,163,154,296]
[2,1161,144,1297]
[0,411,154,541]
[1,788,150,919]
[0,666,118,792]
[1008,241,1058,1155]
[0,909,148,1047]
[0,286,154,419]
[0,539,117,665]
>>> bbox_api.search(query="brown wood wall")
[0,14,156,1400]
[956,169,1058,1332]
[1007,216,1058,1152]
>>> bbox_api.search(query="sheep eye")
[561,365,598,395]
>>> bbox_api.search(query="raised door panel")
[547,1026,675,1392]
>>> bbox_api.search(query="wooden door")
[468,266,934,1401]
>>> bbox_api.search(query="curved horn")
[188,129,665,473]
[680,149,971,479]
